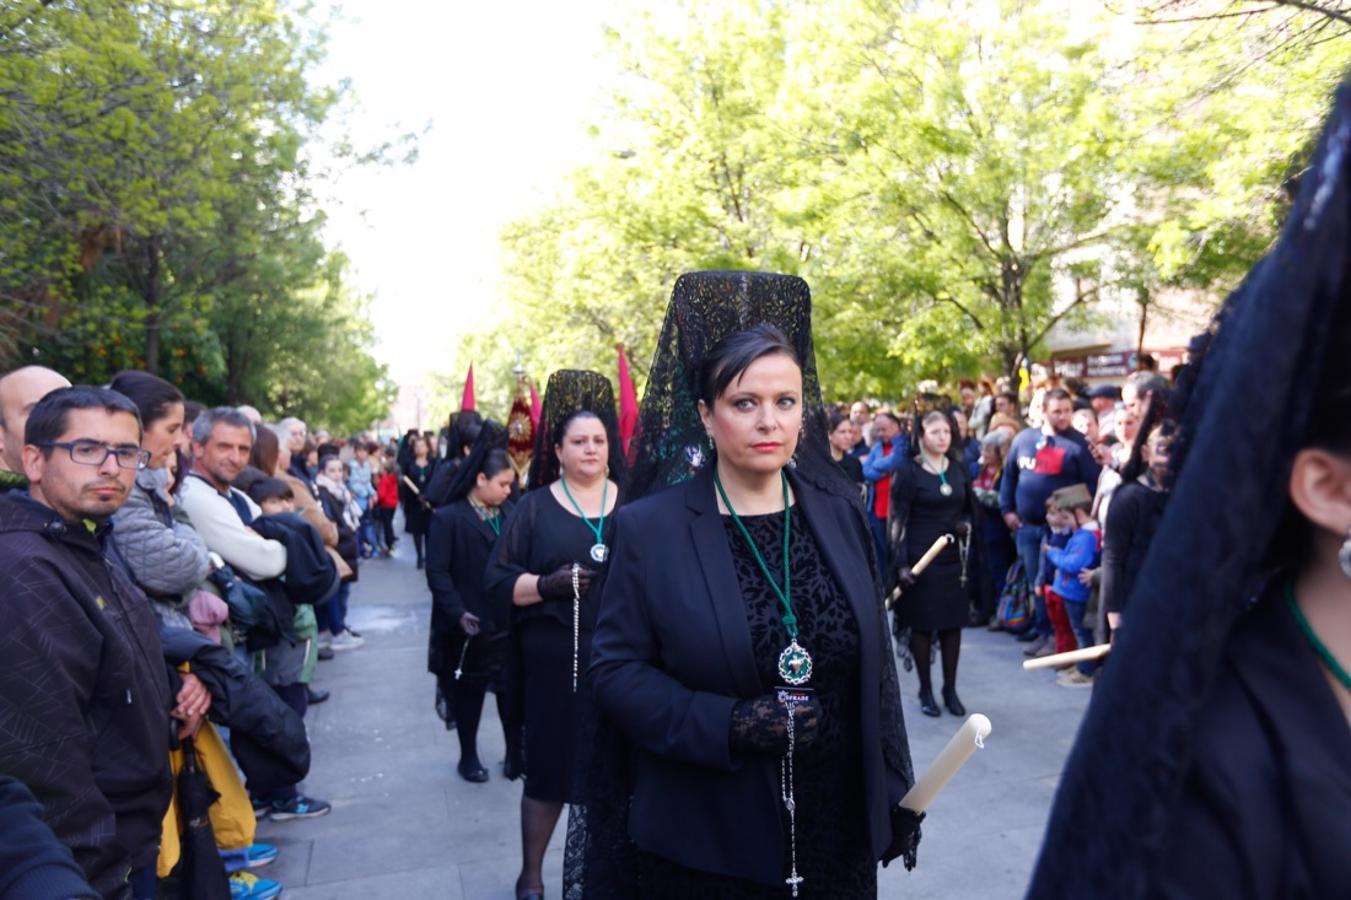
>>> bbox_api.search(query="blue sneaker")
[229,871,283,900]
[221,843,279,874]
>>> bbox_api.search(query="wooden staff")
[886,533,954,609]
[1022,643,1111,671]
[900,713,993,813]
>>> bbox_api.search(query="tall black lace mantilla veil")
[568,271,915,898]
[528,369,628,491]
[442,420,508,505]
[1029,79,1351,897]
[625,270,862,508]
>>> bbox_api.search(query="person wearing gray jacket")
[108,373,211,630]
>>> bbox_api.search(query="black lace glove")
[880,806,924,870]
[536,565,596,601]
[729,694,821,755]
[894,566,917,590]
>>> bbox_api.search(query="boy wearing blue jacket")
[1044,484,1101,687]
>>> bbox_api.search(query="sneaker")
[252,799,270,820]
[229,871,283,900]
[243,843,279,869]
[1022,635,1049,657]
[317,630,334,649]
[1057,669,1096,688]
[329,631,364,651]
[269,793,332,821]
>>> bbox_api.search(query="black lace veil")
[1029,79,1351,896]
[626,270,861,509]
[528,369,627,491]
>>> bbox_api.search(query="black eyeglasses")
[40,440,150,470]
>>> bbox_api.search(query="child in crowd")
[1029,497,1076,658]
[248,477,296,516]
[375,460,400,551]
[1044,484,1102,687]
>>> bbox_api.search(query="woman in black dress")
[484,370,625,900]
[400,435,435,568]
[426,424,517,783]
[585,271,919,898]
[890,410,972,718]
[829,409,865,499]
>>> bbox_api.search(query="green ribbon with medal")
[715,468,812,687]
[561,477,609,563]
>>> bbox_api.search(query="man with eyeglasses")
[0,386,178,899]
[0,365,71,491]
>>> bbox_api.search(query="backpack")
[997,559,1035,633]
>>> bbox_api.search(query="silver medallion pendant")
[939,483,953,497]
[590,543,609,563]
[777,639,813,686]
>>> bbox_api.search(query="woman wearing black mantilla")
[1030,77,1351,897]
[584,271,920,898]
[484,370,625,900]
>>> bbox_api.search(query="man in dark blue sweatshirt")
[1000,388,1101,653]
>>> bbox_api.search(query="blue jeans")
[316,582,351,635]
[1015,524,1051,638]
[1063,598,1098,674]
[869,515,890,584]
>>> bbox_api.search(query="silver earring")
[1340,528,1351,579]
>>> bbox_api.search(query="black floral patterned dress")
[634,505,876,898]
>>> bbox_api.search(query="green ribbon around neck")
[1284,581,1351,694]
[560,476,608,546]
[715,468,796,639]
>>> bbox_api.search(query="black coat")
[0,493,173,898]
[589,466,912,886]
[0,775,97,900]
[316,486,359,582]
[426,498,513,638]
[250,511,340,605]
[157,627,310,799]
[1156,591,1351,895]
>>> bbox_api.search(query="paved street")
[259,536,1090,899]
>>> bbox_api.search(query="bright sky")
[313,1,620,385]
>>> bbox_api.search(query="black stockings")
[910,628,962,694]
[412,532,425,564]
[517,796,563,896]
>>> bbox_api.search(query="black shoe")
[918,689,941,717]
[942,688,966,717]
[502,754,524,781]
[457,760,489,783]
[317,645,335,661]
[307,687,330,705]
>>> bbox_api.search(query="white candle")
[1021,643,1111,672]
[886,534,954,609]
[899,713,992,814]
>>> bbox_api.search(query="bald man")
[0,366,71,477]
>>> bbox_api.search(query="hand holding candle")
[887,534,954,609]
[899,713,992,814]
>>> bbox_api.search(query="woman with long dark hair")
[108,370,210,629]
[889,409,974,718]
[425,423,518,783]
[484,370,626,900]
[584,271,919,898]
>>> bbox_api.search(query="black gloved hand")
[880,805,924,870]
[895,566,917,590]
[536,565,596,601]
[729,694,821,755]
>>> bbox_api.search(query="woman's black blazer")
[590,465,911,885]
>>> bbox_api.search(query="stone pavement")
[258,537,1090,899]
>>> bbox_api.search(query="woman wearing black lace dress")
[890,410,974,718]
[589,278,919,898]
[484,370,624,900]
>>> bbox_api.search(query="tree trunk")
[143,236,162,375]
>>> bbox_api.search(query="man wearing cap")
[1087,385,1120,440]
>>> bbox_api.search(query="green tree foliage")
[471,0,1350,401]
[0,0,396,431]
